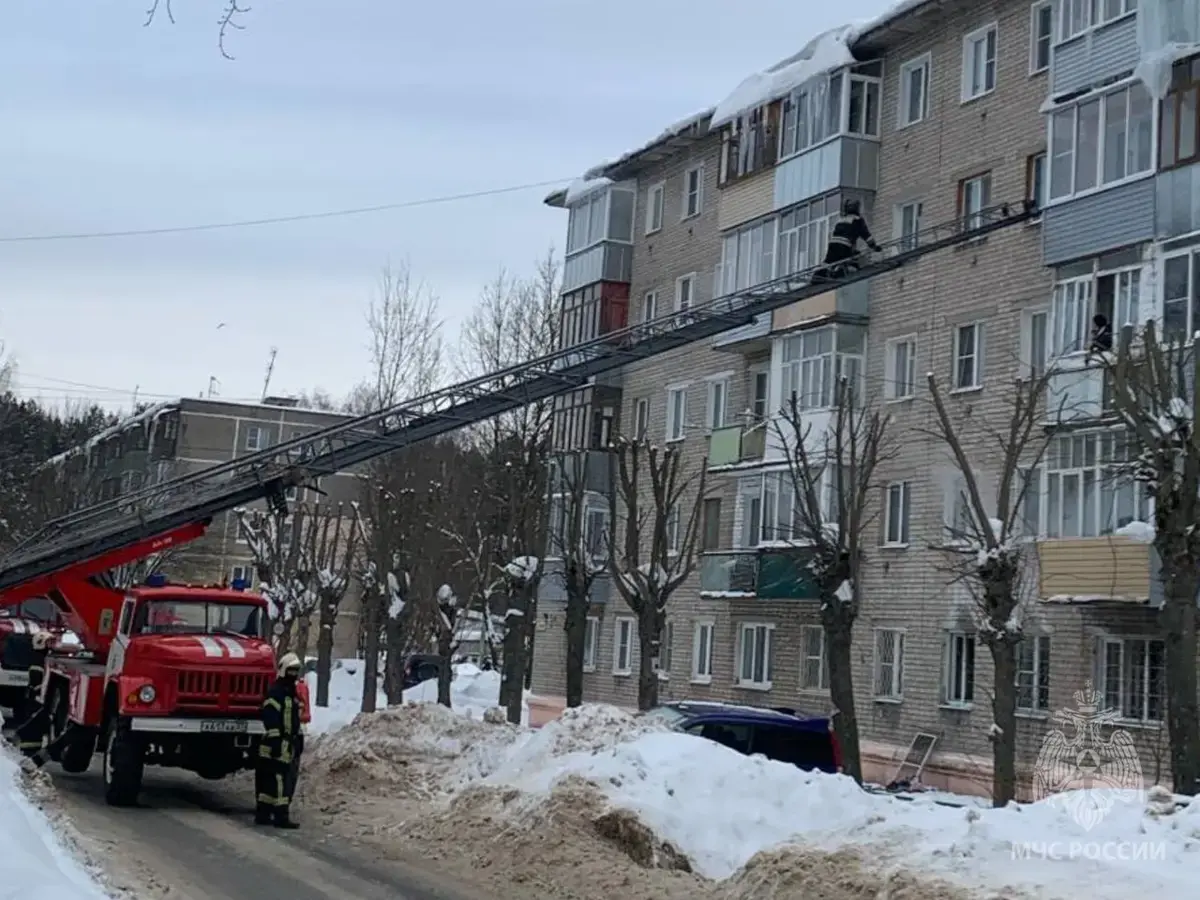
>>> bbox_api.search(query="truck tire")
[59,728,97,774]
[46,688,68,763]
[102,718,143,807]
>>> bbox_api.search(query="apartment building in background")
[531,0,1187,793]
[37,396,365,657]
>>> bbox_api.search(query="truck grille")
[176,671,270,709]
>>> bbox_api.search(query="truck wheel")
[46,689,68,762]
[59,728,97,774]
[102,718,144,807]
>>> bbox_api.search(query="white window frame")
[1050,262,1141,358]
[230,564,254,586]
[691,620,714,683]
[655,620,674,676]
[943,632,976,706]
[612,616,635,675]
[873,628,905,700]
[885,335,917,400]
[961,23,998,102]
[244,424,264,451]
[895,200,923,251]
[665,505,681,554]
[781,325,864,412]
[884,481,912,546]
[952,322,984,391]
[706,372,732,430]
[633,397,650,440]
[665,384,688,442]
[645,182,665,234]
[1040,429,1150,538]
[675,272,696,311]
[642,290,658,324]
[846,71,882,138]
[799,624,828,691]
[583,616,599,671]
[1028,151,1048,215]
[736,622,774,690]
[1056,0,1137,45]
[1047,81,1155,203]
[1021,306,1049,380]
[717,217,778,296]
[1161,249,1200,344]
[566,191,610,255]
[959,173,992,231]
[898,53,931,127]
[1030,1,1053,74]
[750,365,770,422]
[682,165,704,219]
[1096,635,1165,724]
[1016,634,1051,713]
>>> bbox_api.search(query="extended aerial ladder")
[0,200,1037,594]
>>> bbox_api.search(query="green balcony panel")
[757,548,820,600]
[708,426,743,467]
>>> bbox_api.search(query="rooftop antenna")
[207,376,220,399]
[132,385,139,407]
[261,346,278,401]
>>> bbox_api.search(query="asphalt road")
[44,764,494,900]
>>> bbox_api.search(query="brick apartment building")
[531,0,1183,792]
[38,396,365,658]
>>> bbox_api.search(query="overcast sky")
[1,0,893,412]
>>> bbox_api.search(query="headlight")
[138,685,157,703]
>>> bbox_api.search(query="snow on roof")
[710,24,858,129]
[847,0,935,45]
[43,400,179,467]
[563,175,613,205]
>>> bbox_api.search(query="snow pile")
[305,658,385,736]
[481,728,1200,896]
[711,24,857,128]
[403,662,528,724]
[0,713,110,899]
[1116,520,1156,543]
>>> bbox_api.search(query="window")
[642,290,658,323]
[566,191,610,254]
[691,621,714,682]
[885,336,917,400]
[781,325,864,411]
[1161,57,1200,170]
[683,165,704,218]
[800,625,828,691]
[737,623,773,689]
[584,505,609,563]
[583,617,599,671]
[943,632,976,705]
[750,367,770,421]
[633,397,650,440]
[655,621,674,675]
[613,617,635,674]
[675,273,696,311]
[777,194,841,277]
[899,54,931,126]
[958,173,992,231]
[1031,2,1053,73]
[846,72,881,137]
[1042,430,1148,537]
[244,425,264,451]
[1051,277,1092,355]
[1098,637,1165,723]
[953,323,983,390]
[1022,307,1049,379]
[645,182,664,233]
[701,497,722,551]
[884,482,912,545]
[1017,635,1051,713]
[944,475,974,543]
[718,217,778,295]
[230,564,254,586]
[962,24,998,101]
[706,375,730,430]
[873,629,905,699]
[779,73,841,157]
[666,505,681,553]
[1051,263,1140,356]
[666,385,688,441]
[720,105,777,184]
[896,200,922,251]
[1163,249,1200,342]
[1049,83,1153,199]
[1027,152,1047,212]
[1059,0,1137,42]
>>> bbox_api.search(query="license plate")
[200,720,249,734]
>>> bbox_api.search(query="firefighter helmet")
[31,631,52,651]
[277,652,302,675]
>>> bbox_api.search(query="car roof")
[664,700,828,725]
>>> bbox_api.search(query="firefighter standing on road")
[15,631,52,756]
[256,653,303,829]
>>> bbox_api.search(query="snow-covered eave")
[596,108,714,181]
[1042,593,1151,605]
[848,0,941,53]
[543,187,568,209]
[41,400,180,468]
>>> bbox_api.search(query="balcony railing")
[699,547,820,600]
[708,423,768,467]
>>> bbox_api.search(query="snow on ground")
[0,712,111,899]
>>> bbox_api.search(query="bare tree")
[430,584,462,706]
[110,550,177,589]
[547,451,606,708]
[304,502,360,707]
[235,507,308,656]
[144,0,251,60]
[1099,321,1200,793]
[924,367,1058,806]
[773,380,893,785]
[608,440,707,711]
[352,262,443,713]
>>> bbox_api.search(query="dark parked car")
[402,654,446,690]
[646,700,842,774]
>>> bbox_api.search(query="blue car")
[646,700,842,774]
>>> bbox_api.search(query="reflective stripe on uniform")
[283,697,293,735]
[263,728,281,738]
[263,697,281,711]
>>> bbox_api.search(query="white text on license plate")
[200,720,249,734]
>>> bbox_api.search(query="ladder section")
[0,200,1036,591]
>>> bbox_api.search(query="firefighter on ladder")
[256,653,303,829]
[14,631,52,757]
[815,198,882,281]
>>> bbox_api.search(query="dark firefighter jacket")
[259,678,303,765]
[27,648,47,699]
[828,214,879,255]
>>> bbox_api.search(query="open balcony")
[708,424,767,468]
[699,547,821,600]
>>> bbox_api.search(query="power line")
[0,178,570,243]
